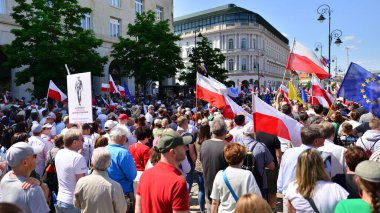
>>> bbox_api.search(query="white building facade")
[0,0,173,99]
[174,4,290,89]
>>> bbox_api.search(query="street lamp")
[192,27,203,73]
[314,42,323,56]
[317,4,343,78]
[254,62,260,92]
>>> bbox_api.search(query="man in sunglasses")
[0,142,49,213]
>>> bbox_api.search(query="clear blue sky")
[174,0,380,73]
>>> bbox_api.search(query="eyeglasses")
[32,154,37,159]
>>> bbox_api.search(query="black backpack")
[241,142,263,188]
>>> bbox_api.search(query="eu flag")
[337,62,380,117]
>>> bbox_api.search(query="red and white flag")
[109,75,120,94]
[223,95,253,123]
[101,83,110,92]
[196,72,227,109]
[278,84,289,102]
[118,85,126,97]
[48,80,67,102]
[253,95,303,147]
[286,41,331,80]
[311,76,334,108]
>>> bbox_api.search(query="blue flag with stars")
[337,62,380,117]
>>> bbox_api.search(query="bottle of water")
[52,191,57,205]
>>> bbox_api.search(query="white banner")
[67,72,93,124]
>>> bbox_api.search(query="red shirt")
[128,142,150,171]
[137,162,189,213]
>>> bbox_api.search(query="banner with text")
[67,72,93,124]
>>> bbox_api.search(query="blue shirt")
[277,144,331,195]
[107,144,137,194]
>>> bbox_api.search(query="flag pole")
[277,38,296,105]
[195,72,198,113]
[46,81,50,109]
[65,64,71,75]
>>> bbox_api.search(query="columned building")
[0,0,173,99]
[174,4,290,89]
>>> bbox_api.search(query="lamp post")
[192,27,203,73]
[332,56,338,75]
[317,4,343,79]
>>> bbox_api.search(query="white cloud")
[342,35,356,42]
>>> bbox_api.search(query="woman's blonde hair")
[296,149,330,199]
[235,193,272,213]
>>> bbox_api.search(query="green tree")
[179,37,228,86]
[111,11,184,94]
[5,0,107,98]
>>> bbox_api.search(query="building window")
[252,39,256,49]
[135,0,143,14]
[110,0,120,8]
[110,18,120,37]
[81,13,91,30]
[228,59,234,71]
[0,0,6,14]
[156,6,163,21]
[241,58,247,71]
[241,38,247,50]
[228,38,234,50]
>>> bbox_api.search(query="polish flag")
[253,95,303,147]
[223,95,253,123]
[109,75,120,94]
[48,80,67,102]
[101,83,110,92]
[118,85,126,97]
[196,72,226,109]
[278,84,289,102]
[286,41,331,80]
[311,76,334,108]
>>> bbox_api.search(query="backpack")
[241,142,263,188]
[42,151,58,193]
[360,137,379,157]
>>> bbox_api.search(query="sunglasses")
[33,154,37,158]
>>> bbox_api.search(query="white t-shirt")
[145,112,154,124]
[28,136,54,176]
[285,180,348,213]
[55,148,88,204]
[211,167,262,213]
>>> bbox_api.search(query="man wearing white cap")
[0,143,50,213]
[28,123,54,177]
[145,105,155,127]
[103,120,118,141]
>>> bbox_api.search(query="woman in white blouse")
[285,149,348,213]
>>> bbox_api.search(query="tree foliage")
[179,37,228,86]
[111,11,184,93]
[5,0,107,97]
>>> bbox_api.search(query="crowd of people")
[0,93,379,213]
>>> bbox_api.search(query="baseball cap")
[148,105,154,110]
[31,123,43,134]
[154,119,162,125]
[42,123,53,129]
[355,160,380,182]
[6,143,41,167]
[104,120,117,130]
[47,112,56,120]
[119,114,129,120]
[155,129,192,153]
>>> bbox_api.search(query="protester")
[136,129,192,213]
[229,115,245,143]
[74,147,127,213]
[94,136,108,148]
[237,124,274,198]
[1,143,50,213]
[318,122,347,177]
[55,128,87,213]
[335,160,380,213]
[333,146,368,198]
[194,124,211,213]
[356,118,380,154]
[285,149,348,212]
[200,117,228,211]
[107,125,137,213]
[234,193,272,213]
[210,143,261,212]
